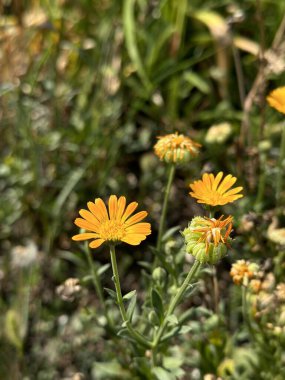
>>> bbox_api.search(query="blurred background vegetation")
[1,0,285,379]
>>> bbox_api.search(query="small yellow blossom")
[154,132,201,163]
[267,86,285,114]
[189,172,243,206]
[72,195,151,248]
[230,260,258,286]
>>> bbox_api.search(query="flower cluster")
[72,135,243,268]
[230,260,259,286]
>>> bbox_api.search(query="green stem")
[109,245,152,348]
[152,260,201,349]
[84,245,113,329]
[255,152,266,211]
[156,163,176,253]
[242,284,256,339]
[208,209,219,314]
[276,124,285,207]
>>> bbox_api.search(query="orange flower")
[191,215,233,253]
[154,132,201,163]
[72,195,151,248]
[267,87,285,114]
[189,172,243,206]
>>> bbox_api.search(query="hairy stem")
[152,260,201,349]
[156,163,176,253]
[109,245,152,348]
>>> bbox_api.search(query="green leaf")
[183,71,210,94]
[162,226,181,242]
[179,325,192,335]
[151,288,164,322]
[104,287,117,300]
[81,274,92,283]
[58,250,85,267]
[123,0,151,92]
[126,294,137,321]
[163,356,183,370]
[184,283,198,298]
[161,327,180,342]
[138,261,152,270]
[152,367,174,380]
[92,361,131,379]
[165,314,179,326]
[97,263,110,277]
[123,290,136,300]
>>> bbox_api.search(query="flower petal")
[121,202,138,223]
[72,233,100,241]
[124,211,148,226]
[223,186,243,197]
[125,222,151,234]
[87,201,103,222]
[116,196,126,220]
[108,195,118,220]
[212,172,224,191]
[95,198,109,221]
[121,234,147,245]
[218,175,237,194]
[79,209,100,227]
[89,239,105,248]
[74,218,99,232]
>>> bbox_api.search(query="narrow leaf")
[123,290,136,300]
[104,287,117,300]
[126,294,137,321]
[165,314,179,326]
[151,288,164,322]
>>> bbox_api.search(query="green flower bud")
[152,267,167,283]
[182,216,233,265]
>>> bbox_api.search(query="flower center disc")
[98,220,126,242]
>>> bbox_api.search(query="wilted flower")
[189,172,243,206]
[56,278,81,302]
[72,195,151,248]
[205,122,232,144]
[267,87,285,114]
[11,241,38,268]
[154,132,201,163]
[230,260,259,286]
[183,215,233,264]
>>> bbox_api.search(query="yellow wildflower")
[230,260,258,286]
[72,195,151,248]
[267,86,285,114]
[189,172,243,206]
